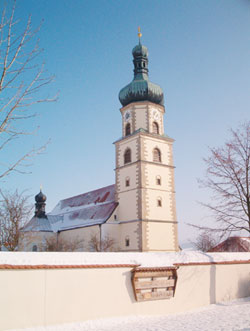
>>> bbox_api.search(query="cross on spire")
[138,26,142,44]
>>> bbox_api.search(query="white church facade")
[19,34,179,252]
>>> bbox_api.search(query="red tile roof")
[209,237,250,252]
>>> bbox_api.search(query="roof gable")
[210,237,250,252]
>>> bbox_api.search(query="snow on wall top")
[1,251,250,268]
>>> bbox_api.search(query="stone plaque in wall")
[131,267,178,302]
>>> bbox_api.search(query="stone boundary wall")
[0,255,250,330]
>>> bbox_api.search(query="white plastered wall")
[148,104,165,135]
[134,105,147,131]
[117,163,138,192]
[144,163,172,190]
[115,189,138,221]
[120,102,165,135]
[119,221,140,251]
[145,190,173,221]
[59,225,99,251]
[19,232,56,251]
[1,261,250,330]
[116,136,138,168]
[145,221,176,251]
[142,135,173,165]
[121,105,133,136]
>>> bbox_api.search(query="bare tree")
[190,122,250,238]
[192,231,219,252]
[41,235,84,252]
[0,1,56,180]
[0,189,32,250]
[89,233,115,252]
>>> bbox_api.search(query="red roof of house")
[209,237,250,252]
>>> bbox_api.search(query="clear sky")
[1,0,250,245]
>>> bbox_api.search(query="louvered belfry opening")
[124,148,131,164]
[153,148,161,163]
[152,122,159,134]
[125,123,131,136]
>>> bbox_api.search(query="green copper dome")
[119,41,164,107]
[132,44,148,58]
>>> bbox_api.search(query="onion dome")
[35,187,47,218]
[35,190,47,203]
[132,44,148,58]
[119,30,164,107]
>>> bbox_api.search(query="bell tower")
[114,29,179,251]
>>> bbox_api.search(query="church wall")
[101,223,120,250]
[59,225,99,251]
[19,232,56,252]
[121,105,133,136]
[115,189,138,221]
[144,189,174,221]
[148,103,165,135]
[116,136,138,168]
[134,105,148,131]
[119,221,141,251]
[116,163,139,192]
[120,102,165,136]
[142,162,172,191]
[141,135,173,165]
[101,221,140,251]
[145,221,177,251]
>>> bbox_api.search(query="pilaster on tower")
[114,31,179,252]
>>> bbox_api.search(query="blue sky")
[1,0,250,244]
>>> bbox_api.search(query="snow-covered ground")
[12,297,250,331]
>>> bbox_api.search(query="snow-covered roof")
[209,237,250,252]
[51,184,116,215]
[22,215,63,232]
[22,185,118,233]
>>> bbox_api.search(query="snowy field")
[13,297,250,331]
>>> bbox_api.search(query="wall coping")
[1,259,250,270]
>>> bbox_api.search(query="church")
[19,32,179,252]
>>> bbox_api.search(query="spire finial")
[138,26,142,44]
[40,184,43,192]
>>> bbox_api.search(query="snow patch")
[10,297,250,331]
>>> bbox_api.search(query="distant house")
[209,237,250,252]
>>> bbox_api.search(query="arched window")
[125,123,131,136]
[153,148,161,163]
[157,197,162,207]
[125,177,130,187]
[156,175,161,185]
[124,148,131,164]
[125,236,130,247]
[152,122,159,134]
